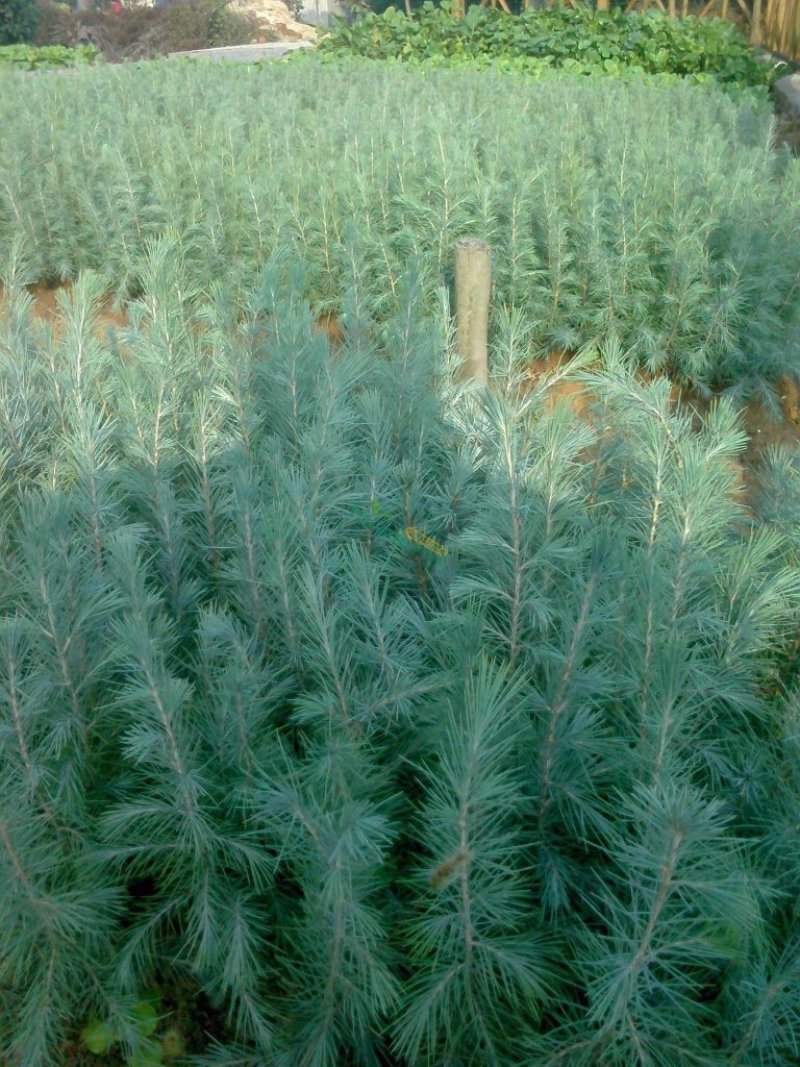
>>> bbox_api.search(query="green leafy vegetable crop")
[319,3,782,89]
[0,44,101,70]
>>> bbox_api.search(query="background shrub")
[35,0,259,59]
[0,0,39,44]
[155,0,260,50]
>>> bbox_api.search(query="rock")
[229,0,316,40]
[773,73,800,152]
[774,73,800,117]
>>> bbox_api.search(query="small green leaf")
[81,1019,117,1055]
[161,1027,186,1059]
[130,1038,163,1067]
[132,1000,159,1037]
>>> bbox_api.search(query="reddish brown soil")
[521,348,594,419]
[523,350,800,512]
[0,282,128,342]
[314,310,344,348]
[3,287,799,505]
[0,284,346,354]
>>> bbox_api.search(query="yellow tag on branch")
[404,526,448,557]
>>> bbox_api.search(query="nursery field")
[3,56,800,1067]
[3,58,800,393]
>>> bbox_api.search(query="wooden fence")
[760,0,800,55]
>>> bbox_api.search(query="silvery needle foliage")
[0,247,799,1065]
[1,59,800,396]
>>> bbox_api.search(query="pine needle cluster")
[1,59,799,394]
[1,253,800,1065]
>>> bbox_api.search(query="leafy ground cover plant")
[1,59,799,398]
[319,3,781,88]
[1,250,800,1065]
[0,43,100,69]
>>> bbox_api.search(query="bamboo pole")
[777,0,785,48]
[489,0,512,15]
[773,0,789,51]
[787,0,799,53]
[751,0,762,43]
[455,238,491,387]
